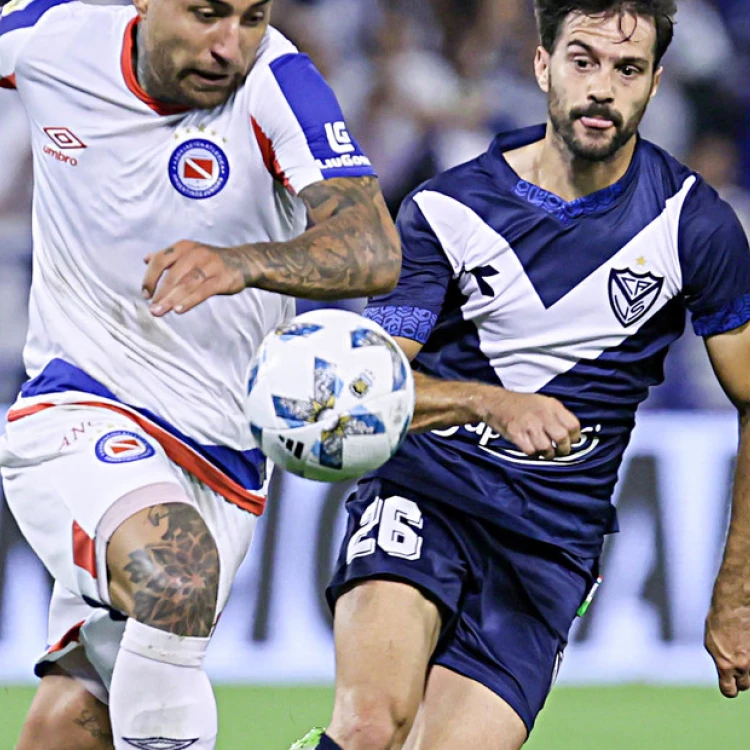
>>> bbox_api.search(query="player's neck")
[132,23,169,105]
[507,128,637,203]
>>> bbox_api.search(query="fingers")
[153,274,226,316]
[520,408,580,459]
[718,667,739,698]
[736,669,750,693]
[140,241,242,317]
[150,263,211,316]
[141,242,186,301]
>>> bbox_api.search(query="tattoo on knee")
[122,504,219,636]
[73,709,113,742]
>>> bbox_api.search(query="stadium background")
[2,0,750,746]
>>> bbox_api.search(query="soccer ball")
[245,309,415,482]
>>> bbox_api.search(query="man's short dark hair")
[535,0,677,67]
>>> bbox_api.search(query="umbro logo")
[42,127,86,168]
[44,127,87,150]
[123,738,198,750]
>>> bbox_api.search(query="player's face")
[535,12,662,162]
[135,0,273,109]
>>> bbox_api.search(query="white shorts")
[0,399,259,702]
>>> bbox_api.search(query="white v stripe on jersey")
[415,176,696,393]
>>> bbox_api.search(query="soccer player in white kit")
[0,0,400,746]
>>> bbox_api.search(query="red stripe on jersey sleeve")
[0,74,17,89]
[251,116,293,192]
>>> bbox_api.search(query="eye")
[621,65,640,77]
[573,58,592,70]
[193,7,219,21]
[242,10,267,26]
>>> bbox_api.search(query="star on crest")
[636,256,647,266]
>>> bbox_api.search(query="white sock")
[109,618,217,750]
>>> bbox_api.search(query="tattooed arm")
[142,176,401,316]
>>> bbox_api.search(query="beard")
[548,80,650,163]
[139,38,244,111]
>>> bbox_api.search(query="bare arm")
[142,176,401,315]
[395,337,580,458]
[704,321,750,698]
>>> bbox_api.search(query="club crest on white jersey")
[169,138,230,200]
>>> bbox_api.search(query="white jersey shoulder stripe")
[415,178,696,393]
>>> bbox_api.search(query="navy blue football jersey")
[365,125,750,556]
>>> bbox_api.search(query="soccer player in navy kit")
[295,1,750,748]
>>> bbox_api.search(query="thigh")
[181,468,258,613]
[16,664,113,750]
[404,665,526,750]
[1,404,184,603]
[329,580,441,741]
[326,479,464,744]
[333,579,441,699]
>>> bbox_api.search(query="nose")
[210,19,243,68]
[587,69,615,104]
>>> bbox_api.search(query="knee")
[107,503,219,637]
[333,690,417,750]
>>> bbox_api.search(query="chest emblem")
[169,138,230,200]
[608,267,664,327]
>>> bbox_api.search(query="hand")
[477,389,581,459]
[142,240,246,317]
[705,594,750,698]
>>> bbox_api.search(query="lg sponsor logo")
[324,121,355,154]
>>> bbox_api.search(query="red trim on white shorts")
[72,521,97,579]
[7,402,266,515]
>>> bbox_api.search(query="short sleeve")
[250,52,375,195]
[363,190,454,344]
[0,0,74,87]
[679,179,750,337]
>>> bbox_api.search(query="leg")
[105,499,221,749]
[403,666,527,750]
[15,665,113,750]
[107,501,219,637]
[327,580,441,750]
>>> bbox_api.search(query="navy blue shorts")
[327,477,598,733]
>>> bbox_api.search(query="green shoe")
[288,727,326,750]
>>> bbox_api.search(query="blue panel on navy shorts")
[327,478,598,733]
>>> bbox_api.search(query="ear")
[650,65,663,100]
[534,46,551,94]
[133,0,149,19]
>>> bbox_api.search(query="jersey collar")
[491,124,639,225]
[121,16,190,116]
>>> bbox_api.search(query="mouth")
[188,70,233,87]
[579,116,615,130]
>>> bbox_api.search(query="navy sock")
[318,734,343,750]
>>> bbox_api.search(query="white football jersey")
[0,0,375,512]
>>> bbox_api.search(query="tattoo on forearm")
[123,504,219,637]
[223,176,400,300]
[73,709,113,741]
